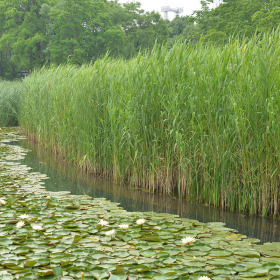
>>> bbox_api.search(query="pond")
[2,129,280,279]
[17,138,280,244]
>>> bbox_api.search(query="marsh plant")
[0,80,23,126]
[20,30,280,217]
[1,127,280,279]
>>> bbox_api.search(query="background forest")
[1,0,280,79]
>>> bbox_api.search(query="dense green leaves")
[1,0,280,79]
[1,127,280,279]
[0,0,168,79]
[167,0,280,45]
[0,81,23,126]
[0,0,49,70]
[46,0,124,64]
[20,30,280,217]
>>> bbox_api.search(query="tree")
[195,0,280,38]
[166,16,202,46]
[45,0,114,64]
[168,16,189,37]
[0,0,52,77]
[0,0,169,78]
[42,0,167,64]
[252,1,280,32]
[0,1,16,78]
[116,2,168,57]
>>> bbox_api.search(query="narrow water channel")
[16,139,280,243]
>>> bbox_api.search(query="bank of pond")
[1,128,280,279]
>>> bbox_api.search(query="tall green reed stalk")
[0,80,23,126]
[20,29,280,217]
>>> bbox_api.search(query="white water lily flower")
[198,277,211,280]
[154,226,161,230]
[136,218,146,225]
[105,230,115,236]
[118,224,129,229]
[16,221,25,228]
[181,236,196,245]
[0,198,6,205]
[20,214,30,220]
[32,224,43,231]
[98,219,109,226]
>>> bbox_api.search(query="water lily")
[0,198,6,205]
[20,214,30,220]
[136,218,146,225]
[154,226,161,230]
[32,224,43,231]
[198,277,211,280]
[16,221,25,228]
[105,230,115,236]
[0,270,10,276]
[118,224,129,229]
[181,236,196,245]
[98,219,109,226]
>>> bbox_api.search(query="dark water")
[16,139,280,243]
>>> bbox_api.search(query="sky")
[118,0,203,20]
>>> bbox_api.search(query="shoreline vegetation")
[1,127,280,279]
[19,30,280,218]
[0,81,23,127]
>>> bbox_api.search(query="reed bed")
[0,80,24,126]
[20,30,280,217]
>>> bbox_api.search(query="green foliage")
[1,129,280,279]
[0,0,168,79]
[202,30,228,45]
[167,0,280,45]
[121,3,168,56]
[167,16,201,45]
[20,29,280,217]
[0,80,23,126]
[0,0,50,71]
[252,5,280,33]
[205,0,280,38]
[1,0,280,79]
[45,0,127,64]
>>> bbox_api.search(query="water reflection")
[19,139,280,243]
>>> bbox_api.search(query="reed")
[20,29,280,217]
[0,80,23,126]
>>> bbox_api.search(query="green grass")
[0,80,24,126]
[20,29,280,217]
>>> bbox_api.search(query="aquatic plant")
[105,229,115,236]
[98,219,109,226]
[0,80,23,126]
[0,197,6,205]
[20,29,280,217]
[181,236,196,245]
[119,224,129,229]
[16,221,25,228]
[19,213,30,220]
[1,127,280,279]
[31,224,44,231]
[136,218,146,225]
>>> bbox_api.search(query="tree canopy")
[1,0,280,79]
[169,0,280,45]
[0,0,168,79]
